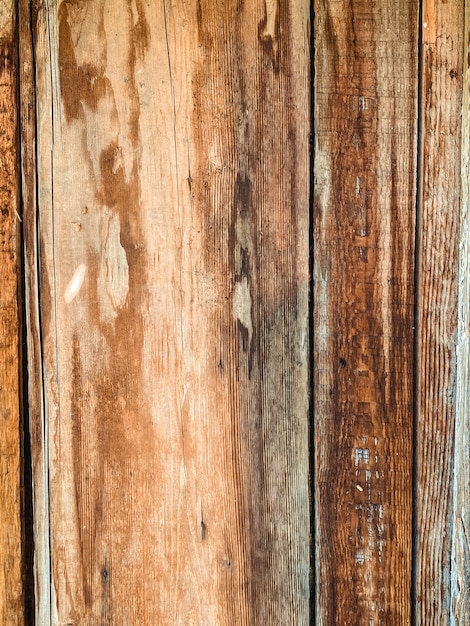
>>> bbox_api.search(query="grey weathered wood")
[452,4,470,622]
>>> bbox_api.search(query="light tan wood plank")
[416,0,464,622]
[314,1,418,623]
[452,3,470,621]
[31,0,310,623]
[0,2,26,623]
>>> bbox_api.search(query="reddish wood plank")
[28,0,310,623]
[314,1,418,623]
[417,0,464,622]
[0,3,26,623]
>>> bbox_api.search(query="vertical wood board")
[452,3,470,622]
[417,0,464,622]
[19,0,51,622]
[30,0,310,623]
[314,1,418,623]
[0,3,26,623]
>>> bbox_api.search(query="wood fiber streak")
[0,4,26,624]
[31,0,309,623]
[314,1,418,623]
[417,1,464,622]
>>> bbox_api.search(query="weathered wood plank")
[452,4,470,621]
[18,0,52,622]
[313,1,418,623]
[31,0,310,623]
[0,2,26,623]
[416,1,464,622]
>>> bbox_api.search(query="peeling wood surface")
[0,3,26,624]
[417,1,464,622]
[313,1,418,623]
[29,0,310,623]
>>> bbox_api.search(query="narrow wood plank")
[416,1,464,622]
[0,3,26,623]
[314,1,418,623]
[452,4,470,621]
[31,0,310,623]
[18,0,52,622]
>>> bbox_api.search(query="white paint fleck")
[355,551,365,565]
[355,550,372,565]
[356,484,364,492]
[359,96,368,111]
[355,176,361,197]
[64,263,87,303]
[355,447,370,466]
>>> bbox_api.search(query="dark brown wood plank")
[417,0,464,622]
[28,0,310,622]
[0,3,26,623]
[313,1,418,623]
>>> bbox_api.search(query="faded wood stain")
[28,0,310,623]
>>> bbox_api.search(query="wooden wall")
[0,0,469,623]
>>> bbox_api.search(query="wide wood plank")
[30,0,310,623]
[313,1,418,623]
[416,0,464,622]
[0,3,26,623]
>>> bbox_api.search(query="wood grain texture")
[0,3,26,624]
[30,0,310,623]
[452,4,470,621]
[18,0,51,622]
[416,1,464,622]
[313,1,418,623]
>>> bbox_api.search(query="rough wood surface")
[313,1,418,623]
[0,2,26,623]
[29,0,310,623]
[416,1,464,622]
[452,3,470,621]
[19,0,51,622]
